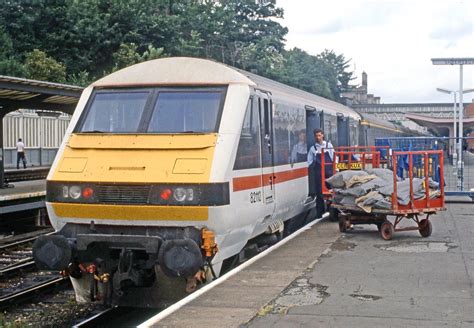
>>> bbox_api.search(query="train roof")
[93,57,360,120]
[360,113,423,135]
[237,69,360,120]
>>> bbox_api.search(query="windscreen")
[76,87,225,133]
[79,91,149,133]
[147,91,223,133]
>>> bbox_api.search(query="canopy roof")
[0,75,83,116]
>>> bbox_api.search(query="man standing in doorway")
[308,129,334,218]
[16,138,27,169]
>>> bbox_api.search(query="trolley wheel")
[376,222,383,232]
[338,215,349,233]
[329,206,339,222]
[419,219,432,238]
[380,221,394,240]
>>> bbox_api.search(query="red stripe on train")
[233,167,308,192]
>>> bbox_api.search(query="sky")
[277,0,474,103]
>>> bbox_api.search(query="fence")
[375,137,474,197]
[3,110,71,168]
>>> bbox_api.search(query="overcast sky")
[277,0,474,104]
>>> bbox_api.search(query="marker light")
[82,187,94,199]
[160,188,172,200]
[186,188,194,201]
[62,186,69,198]
[69,186,82,199]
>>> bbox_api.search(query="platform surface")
[146,204,473,327]
[4,166,50,173]
[0,179,46,201]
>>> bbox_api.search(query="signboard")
[336,162,362,170]
[431,58,474,65]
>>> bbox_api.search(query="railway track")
[73,306,159,328]
[0,274,69,310]
[0,228,68,310]
[0,229,54,278]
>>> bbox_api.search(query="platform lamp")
[432,58,474,190]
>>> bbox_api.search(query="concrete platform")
[4,166,50,173]
[0,180,46,214]
[141,204,473,327]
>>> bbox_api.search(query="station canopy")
[0,75,83,116]
[0,75,83,188]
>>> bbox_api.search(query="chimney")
[362,71,368,90]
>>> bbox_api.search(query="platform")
[140,203,473,327]
[0,180,46,214]
[4,166,50,183]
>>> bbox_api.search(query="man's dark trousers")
[17,152,26,169]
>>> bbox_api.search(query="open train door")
[256,90,276,210]
[305,106,321,198]
[305,106,320,147]
[337,114,350,146]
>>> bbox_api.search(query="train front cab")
[33,82,239,305]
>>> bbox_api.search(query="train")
[32,57,418,306]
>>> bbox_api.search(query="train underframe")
[32,215,303,307]
[33,223,219,307]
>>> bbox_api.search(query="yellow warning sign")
[336,162,363,170]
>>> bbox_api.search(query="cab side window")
[233,98,262,170]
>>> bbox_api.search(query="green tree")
[0,0,355,102]
[278,48,334,99]
[141,45,166,61]
[67,70,92,87]
[177,30,205,57]
[112,43,143,72]
[112,43,166,72]
[0,26,26,76]
[24,49,66,83]
[318,49,355,95]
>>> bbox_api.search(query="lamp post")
[436,88,474,168]
[432,58,474,190]
[436,88,458,166]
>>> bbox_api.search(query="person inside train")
[307,129,334,217]
[291,130,308,163]
[16,138,27,169]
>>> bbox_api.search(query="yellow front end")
[49,133,218,222]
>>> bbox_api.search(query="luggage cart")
[331,150,445,240]
[320,146,388,221]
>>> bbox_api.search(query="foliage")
[112,43,143,72]
[67,70,92,87]
[0,0,355,102]
[318,49,355,95]
[112,43,165,72]
[24,49,67,83]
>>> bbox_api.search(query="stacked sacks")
[327,168,440,213]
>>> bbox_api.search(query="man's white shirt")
[307,140,334,166]
[16,141,25,152]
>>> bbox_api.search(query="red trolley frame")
[320,148,445,240]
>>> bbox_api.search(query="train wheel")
[419,219,432,238]
[380,221,394,240]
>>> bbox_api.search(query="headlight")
[173,188,194,202]
[69,185,82,199]
[173,188,187,202]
